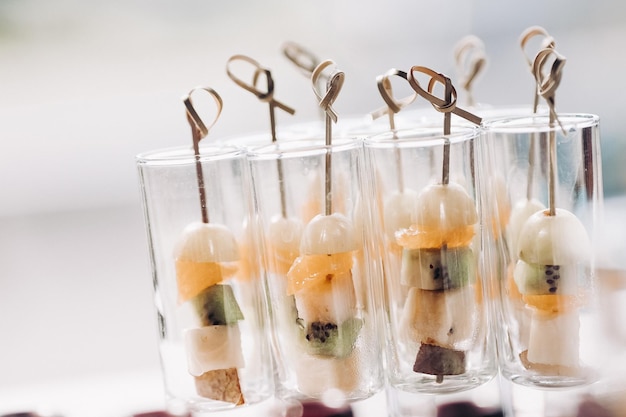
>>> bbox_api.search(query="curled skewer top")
[312,59,345,125]
[282,41,320,77]
[182,87,224,224]
[407,66,482,126]
[183,86,223,139]
[454,35,487,107]
[370,68,417,129]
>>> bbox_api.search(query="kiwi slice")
[296,317,363,358]
[191,284,244,326]
[413,343,466,380]
[513,261,577,296]
[401,247,475,290]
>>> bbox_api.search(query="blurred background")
[1,0,625,415]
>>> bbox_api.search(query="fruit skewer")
[286,213,363,394]
[393,67,483,383]
[174,89,246,404]
[512,48,590,376]
[396,182,479,382]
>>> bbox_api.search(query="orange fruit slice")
[286,252,353,295]
[395,225,475,249]
[175,260,238,303]
[522,294,580,313]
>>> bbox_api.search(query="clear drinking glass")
[364,126,497,397]
[481,114,606,391]
[136,144,273,414]
[247,138,384,403]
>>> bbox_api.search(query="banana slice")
[516,208,591,265]
[174,222,240,262]
[300,213,358,255]
[526,310,580,369]
[294,270,357,324]
[400,286,477,349]
[184,324,245,377]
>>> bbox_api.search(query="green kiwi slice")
[296,317,363,358]
[191,284,244,326]
[401,247,475,290]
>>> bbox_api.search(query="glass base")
[389,369,495,395]
[501,363,598,389]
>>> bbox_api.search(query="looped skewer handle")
[226,55,296,144]
[370,68,417,130]
[520,26,556,69]
[407,66,482,126]
[312,59,345,125]
[182,87,224,224]
[520,26,556,113]
[227,54,296,116]
[282,41,320,77]
[183,87,223,139]
[453,35,487,107]
[532,48,566,108]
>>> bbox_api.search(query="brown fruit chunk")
[194,367,244,405]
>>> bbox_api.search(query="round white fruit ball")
[174,222,239,262]
[383,189,418,240]
[517,208,591,265]
[414,182,478,230]
[506,198,546,259]
[268,216,303,254]
[300,213,358,255]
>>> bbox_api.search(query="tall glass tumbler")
[481,114,605,389]
[247,138,384,402]
[136,145,273,414]
[364,126,497,395]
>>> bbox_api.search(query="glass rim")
[481,112,599,133]
[135,143,245,166]
[246,137,362,161]
[363,124,479,149]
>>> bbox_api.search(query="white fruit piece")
[294,271,358,324]
[174,222,240,262]
[414,182,478,231]
[516,208,591,266]
[399,286,477,349]
[184,324,245,377]
[506,198,546,260]
[526,310,580,368]
[292,350,362,397]
[300,213,358,255]
[268,216,303,255]
[383,190,418,240]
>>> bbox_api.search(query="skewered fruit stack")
[174,222,246,405]
[396,182,479,382]
[286,213,363,395]
[513,208,590,375]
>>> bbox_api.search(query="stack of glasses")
[136,57,616,417]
